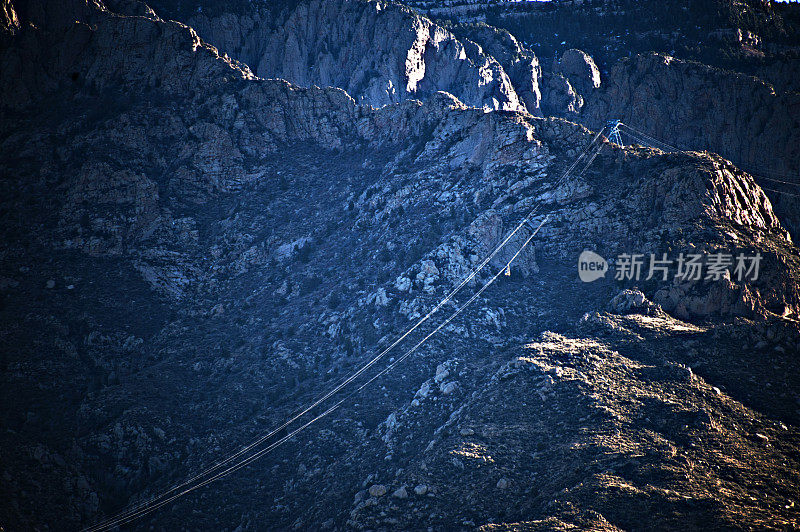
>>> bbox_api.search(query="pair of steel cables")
[84,126,609,532]
[619,122,800,198]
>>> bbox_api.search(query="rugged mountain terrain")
[416,0,800,90]
[578,51,800,235]
[433,0,800,238]
[150,0,800,239]
[183,0,528,112]
[1,0,800,530]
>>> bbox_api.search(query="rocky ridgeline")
[160,0,800,239]
[185,0,528,113]
[0,0,254,110]
[178,1,601,119]
[1,0,800,530]
[579,52,800,238]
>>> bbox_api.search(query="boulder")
[608,289,660,315]
[392,486,408,499]
[368,484,387,498]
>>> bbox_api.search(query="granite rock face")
[553,48,601,97]
[187,0,525,112]
[449,22,544,115]
[541,71,583,117]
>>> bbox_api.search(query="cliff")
[186,0,528,112]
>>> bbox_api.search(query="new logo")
[578,250,608,282]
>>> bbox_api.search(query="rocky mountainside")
[442,3,800,240]
[183,0,529,112]
[147,0,800,240]
[578,51,800,234]
[1,0,800,530]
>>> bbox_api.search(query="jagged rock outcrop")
[537,49,600,118]
[608,288,661,315]
[541,72,583,117]
[186,0,525,112]
[553,48,601,96]
[580,52,800,237]
[449,22,543,115]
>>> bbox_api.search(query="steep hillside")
[136,0,800,241]
[1,0,799,530]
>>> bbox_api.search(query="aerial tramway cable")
[84,128,607,532]
[620,122,800,195]
[88,215,550,531]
